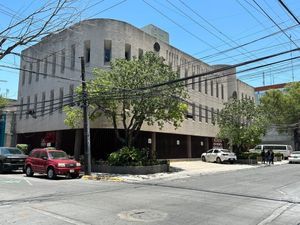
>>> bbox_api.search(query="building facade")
[0,99,17,147]
[17,19,254,159]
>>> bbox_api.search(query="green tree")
[0,96,7,109]
[217,98,267,153]
[65,52,188,148]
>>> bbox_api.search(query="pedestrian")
[266,149,271,165]
[270,150,274,164]
[261,149,266,164]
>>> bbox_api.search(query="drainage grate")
[118,209,168,222]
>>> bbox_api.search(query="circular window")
[153,42,160,52]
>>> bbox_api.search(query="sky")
[0,0,300,99]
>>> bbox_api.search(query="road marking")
[23,178,32,186]
[30,207,90,225]
[257,203,293,225]
[0,179,21,184]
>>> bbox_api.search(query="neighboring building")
[254,82,300,150]
[0,99,17,147]
[17,19,254,159]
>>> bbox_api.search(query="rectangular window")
[192,103,195,120]
[205,79,208,94]
[69,84,74,105]
[36,60,40,82]
[166,50,168,61]
[211,81,213,96]
[185,69,188,87]
[104,40,111,65]
[221,84,224,99]
[192,66,195,90]
[50,90,54,114]
[216,82,219,98]
[44,57,48,78]
[138,48,143,60]
[211,107,215,125]
[22,65,26,85]
[41,92,45,116]
[19,97,23,119]
[198,76,202,92]
[26,96,30,119]
[52,53,56,76]
[199,104,202,122]
[125,43,131,61]
[61,49,65,73]
[34,94,37,116]
[29,63,32,84]
[71,44,75,70]
[84,40,91,63]
[59,87,63,113]
[177,66,181,78]
[205,106,208,123]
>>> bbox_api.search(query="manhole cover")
[118,209,168,222]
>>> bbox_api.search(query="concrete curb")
[81,175,124,182]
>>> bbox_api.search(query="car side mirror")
[42,156,48,160]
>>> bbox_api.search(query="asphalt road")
[1,164,300,225]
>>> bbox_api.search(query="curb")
[81,175,124,182]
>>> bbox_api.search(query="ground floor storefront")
[17,129,220,160]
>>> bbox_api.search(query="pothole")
[118,209,168,222]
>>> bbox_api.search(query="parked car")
[25,148,81,179]
[0,147,27,172]
[288,151,300,163]
[249,144,293,159]
[201,149,237,163]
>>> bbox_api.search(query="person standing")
[270,150,274,164]
[261,149,266,164]
[266,150,271,165]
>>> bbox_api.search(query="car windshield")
[1,148,23,155]
[292,151,300,155]
[221,149,231,153]
[48,151,68,159]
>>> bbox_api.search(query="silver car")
[288,151,300,163]
[201,149,237,164]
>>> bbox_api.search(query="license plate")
[70,169,74,173]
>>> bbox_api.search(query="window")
[138,48,143,60]
[125,43,131,61]
[241,93,244,99]
[29,63,32,84]
[205,79,208,94]
[185,69,188,86]
[216,82,219,98]
[22,65,26,85]
[19,97,23,119]
[192,65,195,90]
[44,57,48,78]
[221,84,224,99]
[192,103,195,120]
[211,107,215,125]
[52,53,56,75]
[199,76,202,92]
[104,40,111,64]
[69,84,74,105]
[205,106,208,123]
[211,81,213,96]
[59,87,63,113]
[199,104,202,122]
[41,92,45,116]
[61,49,65,73]
[26,96,30,119]
[71,44,75,70]
[34,94,37,116]
[84,40,91,63]
[50,90,54,114]
[36,60,40,82]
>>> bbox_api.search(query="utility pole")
[80,56,91,175]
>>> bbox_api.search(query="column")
[187,135,192,158]
[151,132,156,159]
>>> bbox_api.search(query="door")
[38,151,48,173]
[212,149,220,162]
[205,149,213,162]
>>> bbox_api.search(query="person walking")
[270,150,274,164]
[261,149,266,164]
[266,150,271,165]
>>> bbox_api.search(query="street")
[1,164,300,225]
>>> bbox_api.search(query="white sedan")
[288,151,300,163]
[201,149,237,164]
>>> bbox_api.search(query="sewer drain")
[118,209,168,222]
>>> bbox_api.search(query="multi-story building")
[17,19,254,159]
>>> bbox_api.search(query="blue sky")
[1,0,300,99]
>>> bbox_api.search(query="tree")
[65,52,188,148]
[0,0,79,60]
[217,98,267,153]
[0,96,7,109]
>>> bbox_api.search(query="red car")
[25,148,81,179]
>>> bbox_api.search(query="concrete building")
[17,19,254,159]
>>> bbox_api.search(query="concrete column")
[187,135,192,158]
[74,129,82,161]
[151,132,156,159]
[55,130,62,149]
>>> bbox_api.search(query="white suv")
[201,149,237,164]
[249,144,293,159]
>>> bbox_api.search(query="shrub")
[108,147,148,166]
[238,152,260,160]
[16,144,29,154]
[274,153,283,158]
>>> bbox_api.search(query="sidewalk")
[82,160,289,182]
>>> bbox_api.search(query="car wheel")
[70,173,79,179]
[25,166,34,177]
[201,156,206,162]
[216,157,222,163]
[0,161,3,173]
[47,167,56,179]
